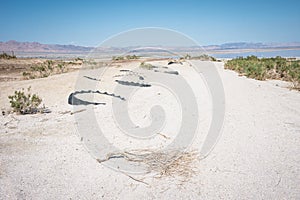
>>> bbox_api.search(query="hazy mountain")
[1,40,300,54]
[0,40,93,52]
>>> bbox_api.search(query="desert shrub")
[112,56,124,61]
[23,60,67,79]
[112,55,140,61]
[209,56,217,62]
[185,54,216,61]
[125,55,140,60]
[288,61,300,89]
[184,54,192,60]
[27,64,50,78]
[0,52,16,59]
[57,63,65,73]
[83,59,97,66]
[140,62,154,70]
[75,57,83,61]
[8,87,42,114]
[225,56,300,90]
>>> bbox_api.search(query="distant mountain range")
[209,42,300,50]
[0,40,93,53]
[1,40,300,53]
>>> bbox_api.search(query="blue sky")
[0,0,299,46]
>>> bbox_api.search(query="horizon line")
[1,40,300,48]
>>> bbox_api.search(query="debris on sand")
[83,75,101,81]
[97,149,199,180]
[70,109,86,115]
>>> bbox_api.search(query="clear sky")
[0,0,299,46]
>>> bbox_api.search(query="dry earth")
[0,60,299,199]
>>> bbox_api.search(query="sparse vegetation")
[8,87,43,114]
[139,62,154,70]
[184,54,192,60]
[82,59,98,66]
[0,52,16,59]
[183,54,217,61]
[112,56,124,61]
[125,55,139,60]
[75,57,83,61]
[22,60,67,79]
[112,54,140,61]
[225,56,300,90]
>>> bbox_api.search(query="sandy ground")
[0,61,300,199]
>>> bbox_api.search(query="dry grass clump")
[98,149,199,180]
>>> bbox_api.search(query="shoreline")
[1,47,299,59]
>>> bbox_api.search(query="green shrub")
[185,54,216,61]
[225,56,300,90]
[112,56,124,61]
[140,62,154,70]
[8,87,42,114]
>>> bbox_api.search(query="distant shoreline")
[6,48,299,59]
[208,47,300,54]
[1,40,300,59]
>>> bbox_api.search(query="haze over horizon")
[0,0,299,47]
